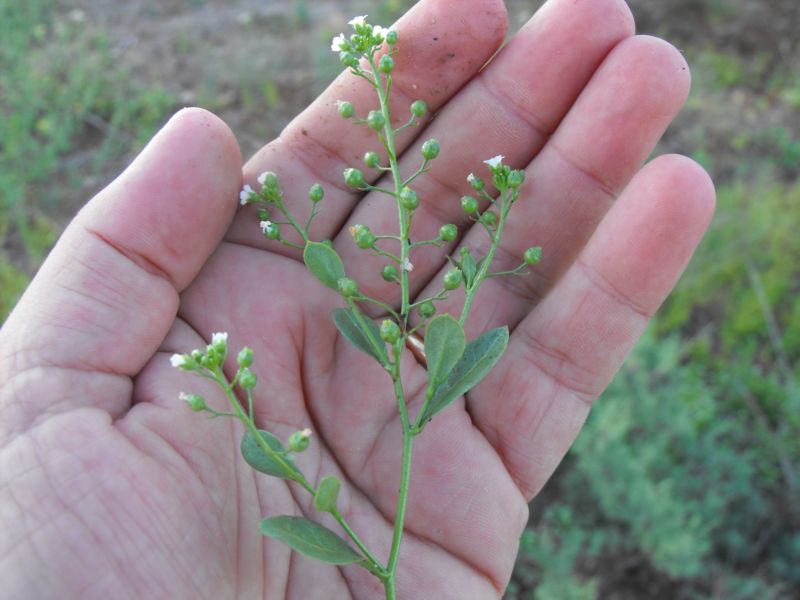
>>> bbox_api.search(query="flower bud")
[381,264,398,282]
[344,168,365,188]
[289,428,312,453]
[338,101,355,118]
[508,169,525,188]
[410,99,427,118]
[399,187,419,210]
[439,223,458,242]
[339,51,359,68]
[385,30,398,45]
[237,346,254,368]
[239,368,257,390]
[337,277,359,298]
[443,268,463,291]
[467,173,485,191]
[524,246,543,265]
[418,301,436,319]
[363,151,381,169]
[257,208,270,221]
[309,184,324,203]
[480,211,498,227]
[367,110,386,131]
[261,220,280,240]
[421,139,441,160]
[461,195,478,214]
[378,54,395,73]
[180,392,206,412]
[380,319,401,344]
[351,224,375,249]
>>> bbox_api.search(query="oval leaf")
[304,241,345,290]
[314,475,341,514]
[260,516,363,565]
[461,251,477,288]
[332,308,387,365]
[421,326,509,423]
[424,315,466,392]
[241,429,301,480]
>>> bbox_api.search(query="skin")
[0,0,715,598]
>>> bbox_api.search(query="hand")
[0,0,714,598]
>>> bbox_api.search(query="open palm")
[0,0,715,598]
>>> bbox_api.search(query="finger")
[0,108,242,438]
[467,155,715,499]
[225,0,508,252]
[419,35,693,335]
[332,0,635,310]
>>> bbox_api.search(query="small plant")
[172,16,541,599]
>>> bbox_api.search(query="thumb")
[0,108,242,433]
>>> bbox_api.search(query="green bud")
[338,101,355,118]
[337,277,359,298]
[309,184,324,203]
[421,139,441,160]
[261,220,280,240]
[314,475,340,513]
[381,264,398,282]
[385,30,398,45]
[410,99,427,118]
[439,223,458,242]
[259,171,279,190]
[257,208,270,221]
[237,347,254,368]
[508,169,525,188]
[380,319,401,344]
[351,224,375,250]
[461,195,478,214]
[367,110,386,131]
[379,54,395,74]
[344,167,365,188]
[363,151,381,169]
[418,301,436,319]
[524,246,543,265]
[289,428,312,453]
[443,268,463,291]
[181,392,206,412]
[339,51,359,68]
[399,187,419,210]
[467,173,485,191]
[480,211,498,227]
[239,368,257,390]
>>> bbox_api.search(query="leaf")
[314,476,341,514]
[260,516,363,565]
[241,429,301,480]
[424,314,466,393]
[461,251,477,288]
[332,307,388,365]
[420,326,509,423]
[304,241,345,290]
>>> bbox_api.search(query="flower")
[170,354,187,368]
[331,33,346,52]
[484,155,504,169]
[348,15,367,27]
[211,332,228,345]
[402,259,414,272]
[373,25,393,40]
[257,172,268,186]
[260,220,273,234]
[239,184,254,205]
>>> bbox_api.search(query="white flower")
[402,259,414,272]
[257,172,268,186]
[170,354,187,368]
[300,428,312,439]
[467,173,477,184]
[484,155,504,169]
[373,25,393,40]
[211,332,228,345]
[348,15,368,27]
[239,184,254,205]
[178,392,190,402]
[331,33,346,53]
[260,220,273,234]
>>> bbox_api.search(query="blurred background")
[1,0,798,597]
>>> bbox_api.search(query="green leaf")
[241,429,301,480]
[424,314,466,393]
[461,251,477,288]
[314,475,341,514]
[332,307,388,364]
[420,326,509,423]
[304,241,346,290]
[260,516,363,565]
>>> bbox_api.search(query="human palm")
[0,0,715,598]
